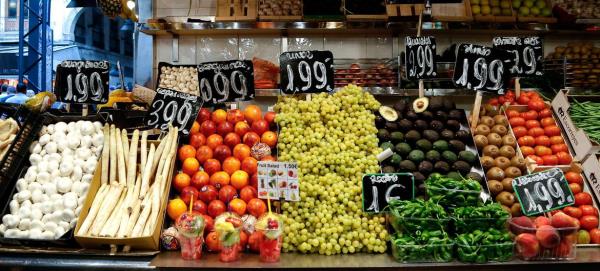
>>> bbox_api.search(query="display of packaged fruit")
[509,214,579,260]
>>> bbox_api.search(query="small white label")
[257,161,299,201]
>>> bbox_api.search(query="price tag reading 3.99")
[197,60,255,105]
[145,88,202,135]
[493,36,544,77]
[55,60,109,104]
[512,168,575,216]
[405,36,437,80]
[279,50,334,94]
[453,44,513,94]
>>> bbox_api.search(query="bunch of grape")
[275,85,388,255]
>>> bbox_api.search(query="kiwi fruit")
[496,191,515,206]
[501,205,512,214]
[474,135,488,150]
[481,156,495,170]
[510,156,526,171]
[487,133,503,147]
[504,166,522,178]
[511,202,522,217]
[494,156,511,169]
[483,145,500,158]
[499,145,516,158]
[488,180,503,196]
[501,178,514,192]
[493,115,508,126]
[475,124,491,136]
[480,116,495,127]
[491,125,508,136]
[502,135,516,148]
[487,167,506,181]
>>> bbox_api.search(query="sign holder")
[417,12,425,99]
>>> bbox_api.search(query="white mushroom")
[67,122,77,134]
[31,142,42,154]
[76,147,92,160]
[75,206,82,216]
[81,174,93,183]
[51,132,66,145]
[77,196,85,206]
[46,124,55,134]
[71,166,83,182]
[30,208,43,221]
[36,172,50,184]
[38,134,51,146]
[92,133,104,147]
[59,162,74,177]
[48,153,61,163]
[36,161,48,174]
[40,230,54,239]
[18,218,31,230]
[43,221,57,233]
[41,214,52,223]
[0,224,5,236]
[61,209,75,222]
[44,141,57,154]
[29,228,43,239]
[50,194,62,201]
[83,158,97,174]
[63,192,78,210]
[16,190,31,203]
[30,220,43,230]
[61,148,73,157]
[2,214,19,228]
[93,121,103,132]
[40,201,53,214]
[51,210,63,223]
[28,182,42,192]
[80,135,92,149]
[66,135,80,150]
[18,206,31,219]
[80,121,95,136]
[29,153,42,166]
[21,200,32,208]
[9,200,19,214]
[54,226,66,239]
[50,169,61,180]
[17,230,29,238]
[56,177,73,193]
[75,182,89,197]
[4,229,19,238]
[16,178,28,192]
[31,189,44,203]
[52,199,64,212]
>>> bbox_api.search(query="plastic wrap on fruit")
[215,212,242,246]
[24,92,56,113]
[242,214,257,233]
[161,227,180,250]
[176,212,206,238]
[251,143,271,160]
[256,213,283,240]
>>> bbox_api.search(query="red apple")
[213,145,232,162]
[234,121,250,137]
[216,122,234,136]
[198,185,218,203]
[536,225,560,248]
[534,216,551,228]
[264,111,276,125]
[251,119,269,136]
[180,186,199,205]
[200,120,217,136]
[208,199,226,218]
[192,200,207,214]
[227,109,245,123]
[223,133,241,149]
[243,132,260,147]
[197,108,211,123]
[515,233,540,259]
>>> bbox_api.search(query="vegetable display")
[388,199,449,232]
[0,118,19,160]
[569,100,600,143]
[456,229,513,263]
[425,173,482,208]
[452,204,510,233]
[510,213,579,260]
[391,231,454,263]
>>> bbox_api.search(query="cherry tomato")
[556,151,573,165]
[580,215,599,231]
[528,91,542,100]
[517,95,531,105]
[507,97,515,104]
[528,127,545,137]
[526,120,541,129]
[564,206,583,218]
[527,154,544,165]
[488,98,499,106]
[528,100,546,111]
[535,135,551,146]
[512,126,528,138]
[540,117,556,127]
[575,192,594,206]
[506,110,520,118]
[565,172,584,185]
[544,125,562,136]
[521,110,539,120]
[518,136,536,147]
[569,183,582,194]
[506,90,515,97]
[551,144,569,153]
[521,146,535,156]
[509,117,526,127]
[541,154,558,165]
[581,205,599,217]
[539,108,552,118]
[535,146,552,156]
[550,136,565,145]
[498,96,506,105]
[590,229,600,244]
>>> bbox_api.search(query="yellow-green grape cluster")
[275,85,388,255]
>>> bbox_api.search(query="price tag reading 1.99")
[279,50,334,94]
[512,168,575,216]
[145,88,202,135]
[453,44,513,94]
[405,36,437,80]
[55,60,109,104]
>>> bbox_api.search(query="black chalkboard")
[279,50,334,94]
[197,60,255,105]
[362,173,415,213]
[513,168,575,216]
[493,36,544,77]
[145,88,202,135]
[405,36,437,80]
[55,60,109,104]
[453,44,513,94]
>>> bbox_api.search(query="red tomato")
[590,229,600,244]
[506,90,515,97]
[551,144,568,153]
[569,183,582,194]
[509,117,526,127]
[488,98,499,106]
[581,205,599,217]
[544,125,561,137]
[540,117,556,127]
[507,110,520,118]
[550,136,565,145]
[521,146,535,156]
[539,108,552,118]
[563,206,583,219]
[518,136,536,147]
[556,151,572,165]
[526,120,541,129]
[528,100,546,111]
[512,126,528,138]
[527,155,544,165]
[565,172,584,185]
[528,91,542,100]
[528,127,545,137]
[521,110,539,120]
[580,216,599,231]
[498,96,506,105]
[575,192,594,206]
[517,95,530,105]
[535,135,551,146]
[535,146,552,156]
[541,155,558,166]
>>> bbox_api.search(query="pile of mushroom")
[158,66,199,95]
[0,121,104,240]
[0,118,20,160]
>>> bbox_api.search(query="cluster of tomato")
[505,93,572,166]
[168,105,278,252]
[488,90,547,108]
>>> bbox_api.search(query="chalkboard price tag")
[453,44,513,94]
[55,60,109,104]
[513,168,575,216]
[145,88,202,135]
[362,173,414,213]
[405,36,437,80]
[279,50,334,94]
[197,60,255,105]
[493,36,544,77]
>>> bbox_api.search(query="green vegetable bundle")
[391,231,454,263]
[570,100,600,143]
[388,199,449,232]
[425,173,482,208]
[456,229,513,263]
[452,203,510,233]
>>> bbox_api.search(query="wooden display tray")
[258,15,302,21]
[386,1,472,22]
[346,14,389,21]
[216,0,257,22]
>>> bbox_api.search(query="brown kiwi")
[510,156,526,170]
[511,202,522,217]
[494,156,511,169]
[491,125,508,136]
[501,178,514,192]
[487,133,503,147]
[475,124,491,136]
[501,134,516,148]
[499,145,516,158]
[493,115,508,126]
[504,166,522,178]
[487,180,503,196]
[482,145,500,158]
[480,116,495,127]
[474,135,489,150]
[481,156,495,170]
[496,191,515,206]
[486,167,506,180]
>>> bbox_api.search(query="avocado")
[433,140,449,152]
[440,130,455,140]
[406,110,418,121]
[435,111,448,122]
[393,100,408,113]
[458,150,476,164]
[418,161,433,175]
[405,130,421,143]
[430,120,444,132]
[446,119,461,132]
[416,139,433,151]
[382,166,396,173]
[379,106,399,121]
[421,111,434,121]
[390,132,404,144]
[429,97,443,111]
[399,160,417,172]
[442,150,458,163]
[466,172,483,182]
[375,114,385,129]
[449,140,466,152]
[390,153,402,166]
[380,141,394,151]
[408,150,425,164]
[413,172,425,184]
[443,99,455,110]
[447,171,462,180]
[425,150,441,163]
[434,161,450,174]
[453,161,472,175]
[423,130,440,142]
[455,130,471,142]
[448,109,463,121]
[378,129,391,141]
[395,143,412,156]
[414,120,428,131]
[398,119,413,132]
[413,97,429,113]
[385,121,399,131]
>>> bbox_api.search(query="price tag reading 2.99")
[197,60,255,105]
[512,168,575,216]
[493,36,544,77]
[405,36,437,80]
[453,44,513,94]
[145,88,202,135]
[279,50,334,94]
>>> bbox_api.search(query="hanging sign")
[453,44,513,94]
[197,60,255,105]
[513,168,575,216]
[362,173,414,213]
[145,88,201,135]
[55,60,109,104]
[493,36,544,77]
[405,36,437,80]
[279,50,334,94]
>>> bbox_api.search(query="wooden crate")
[387,1,472,22]
[386,3,425,19]
[216,0,257,21]
[258,0,302,21]
[472,2,516,23]
[516,0,556,23]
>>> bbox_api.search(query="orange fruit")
[230,170,249,190]
[222,157,241,175]
[195,145,213,163]
[189,133,206,148]
[261,155,276,162]
[191,171,210,189]
[190,121,201,135]
[173,172,191,192]
[241,157,258,175]
[167,198,187,220]
[228,198,247,216]
[243,105,262,124]
[206,134,223,150]
[233,144,251,161]
[182,157,200,176]
[234,121,251,137]
[261,131,278,148]
[206,231,221,252]
[178,145,196,162]
[210,171,230,188]
[211,109,227,124]
[247,198,266,218]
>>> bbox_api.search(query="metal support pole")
[17,0,51,92]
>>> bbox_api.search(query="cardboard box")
[581,153,600,207]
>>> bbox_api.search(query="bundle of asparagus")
[77,125,178,239]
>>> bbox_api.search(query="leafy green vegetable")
[391,231,454,262]
[388,199,449,232]
[456,229,513,263]
[452,203,510,233]
[425,173,482,208]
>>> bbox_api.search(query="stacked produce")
[334,63,397,88]
[425,173,483,208]
[456,229,513,262]
[1,121,104,239]
[569,100,600,143]
[77,126,178,239]
[470,0,513,16]
[510,213,580,259]
[512,0,552,17]
[546,43,600,88]
[158,66,200,95]
[552,0,600,19]
[258,0,302,16]
[0,118,19,160]
[275,85,387,254]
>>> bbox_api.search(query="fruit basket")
[391,236,455,263]
[334,59,399,93]
[509,216,579,260]
[471,0,516,22]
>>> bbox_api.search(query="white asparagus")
[125,130,139,202]
[100,188,127,237]
[100,124,110,185]
[109,125,117,185]
[139,144,155,199]
[77,183,108,235]
[116,129,127,186]
[140,131,148,170]
[121,129,129,165]
[131,185,154,237]
[124,198,142,237]
[89,185,123,236]
[150,135,168,178]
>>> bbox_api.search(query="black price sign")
[55,60,109,104]
[279,50,334,94]
[362,173,414,213]
[453,44,513,94]
[145,88,202,135]
[197,60,255,105]
[493,36,544,77]
[513,168,575,216]
[405,36,437,79]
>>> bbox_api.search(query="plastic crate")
[509,218,578,260]
[456,241,514,263]
[453,216,510,234]
[391,239,455,263]
[389,216,451,233]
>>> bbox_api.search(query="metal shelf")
[254,88,478,97]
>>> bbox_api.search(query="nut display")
[158,66,200,96]
[551,0,600,19]
[546,42,600,88]
[259,0,302,16]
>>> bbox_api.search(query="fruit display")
[545,43,600,89]
[510,213,579,260]
[258,0,302,17]
[425,173,483,208]
[552,0,600,19]
[456,229,513,263]
[453,203,510,233]
[0,118,19,160]
[157,65,200,96]
[334,62,398,88]
[512,0,552,17]
[1,121,104,240]
[376,97,484,196]
[275,85,388,254]
[470,0,514,16]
